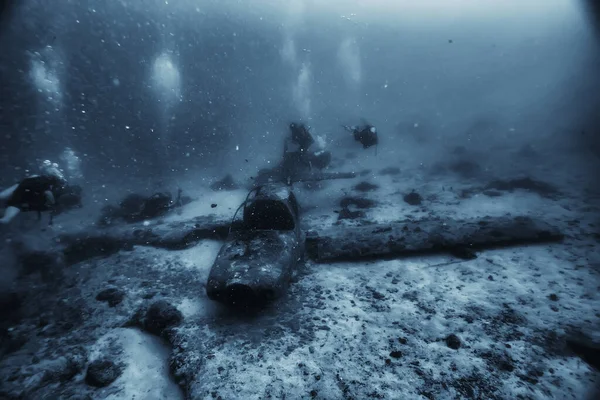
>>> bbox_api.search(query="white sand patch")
[176,297,204,319]
[107,328,183,400]
[296,245,599,399]
[130,242,226,321]
[175,296,223,321]
[177,240,224,271]
[133,239,222,277]
[88,328,183,400]
[164,189,247,223]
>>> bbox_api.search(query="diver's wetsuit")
[5,175,66,212]
[282,123,316,182]
[289,123,315,153]
[353,126,378,149]
[342,124,378,149]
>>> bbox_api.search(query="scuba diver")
[282,122,332,183]
[0,160,83,226]
[342,123,379,150]
[283,122,314,175]
[288,122,315,154]
[255,122,334,186]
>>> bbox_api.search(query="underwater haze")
[0,0,598,189]
[1,0,600,399]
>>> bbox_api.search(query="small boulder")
[96,288,125,307]
[446,334,462,350]
[85,360,123,388]
[403,191,423,206]
[143,300,183,336]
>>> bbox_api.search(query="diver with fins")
[0,160,83,226]
[342,122,379,151]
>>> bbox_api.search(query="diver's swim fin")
[341,125,353,133]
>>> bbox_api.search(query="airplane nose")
[224,284,277,307]
[226,283,256,306]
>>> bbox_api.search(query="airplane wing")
[57,188,563,267]
[57,215,235,265]
[305,216,563,263]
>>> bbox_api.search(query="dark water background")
[0,0,598,196]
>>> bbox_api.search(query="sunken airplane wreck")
[55,123,564,308]
[203,183,564,307]
[206,183,305,306]
[56,177,565,309]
